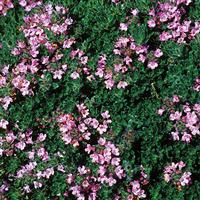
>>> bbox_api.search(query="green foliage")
[0,0,199,199]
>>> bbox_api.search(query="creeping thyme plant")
[0,0,199,199]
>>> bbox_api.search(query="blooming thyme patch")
[0,0,199,199]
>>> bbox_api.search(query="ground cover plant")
[0,0,199,199]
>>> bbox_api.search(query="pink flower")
[19,0,27,7]
[181,132,192,143]
[193,103,200,113]
[107,177,117,186]
[53,70,64,80]
[149,9,155,17]
[159,13,168,22]
[0,76,6,88]
[115,166,125,179]
[147,19,156,28]
[37,133,46,142]
[154,49,163,58]
[124,56,132,65]
[83,132,91,140]
[80,56,88,65]
[179,172,191,186]
[135,46,148,54]
[43,168,54,179]
[130,181,146,198]
[23,185,31,193]
[81,117,90,124]
[193,77,200,91]
[172,95,180,103]
[90,153,99,163]
[62,64,68,71]
[15,141,26,150]
[98,137,106,146]
[77,104,89,118]
[66,174,75,184]
[117,81,128,89]
[90,118,99,128]
[157,108,165,116]
[101,111,110,119]
[169,111,182,121]
[0,119,9,129]
[95,68,104,78]
[11,48,21,55]
[119,23,128,31]
[33,181,42,189]
[70,71,80,79]
[0,96,13,110]
[185,112,198,125]
[85,144,95,154]
[111,157,120,166]
[78,166,87,175]
[63,38,75,48]
[97,124,108,134]
[28,151,35,160]
[112,0,120,4]
[98,166,106,176]
[190,126,199,136]
[178,161,186,170]
[62,133,72,144]
[164,174,171,182]
[159,32,172,41]
[171,131,180,141]
[131,9,138,16]
[183,104,191,112]
[138,54,146,63]
[147,61,158,69]
[78,123,87,133]
[2,65,9,75]
[37,147,46,157]
[105,79,114,90]
[5,132,15,143]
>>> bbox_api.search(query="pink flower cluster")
[14,4,72,57]
[69,49,94,81]
[12,4,72,84]
[0,126,48,158]
[169,102,200,143]
[0,0,43,16]
[0,121,67,194]
[57,104,111,147]
[148,0,200,43]
[19,0,43,11]
[0,0,14,16]
[127,167,148,199]
[114,36,163,70]
[0,102,148,199]
[95,1,200,90]
[0,3,96,109]
[57,104,149,199]
[164,161,192,187]
[95,37,163,89]
[85,137,125,186]
[65,166,101,200]
[119,9,139,31]
[0,3,76,111]
[158,95,200,143]
[16,164,54,192]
